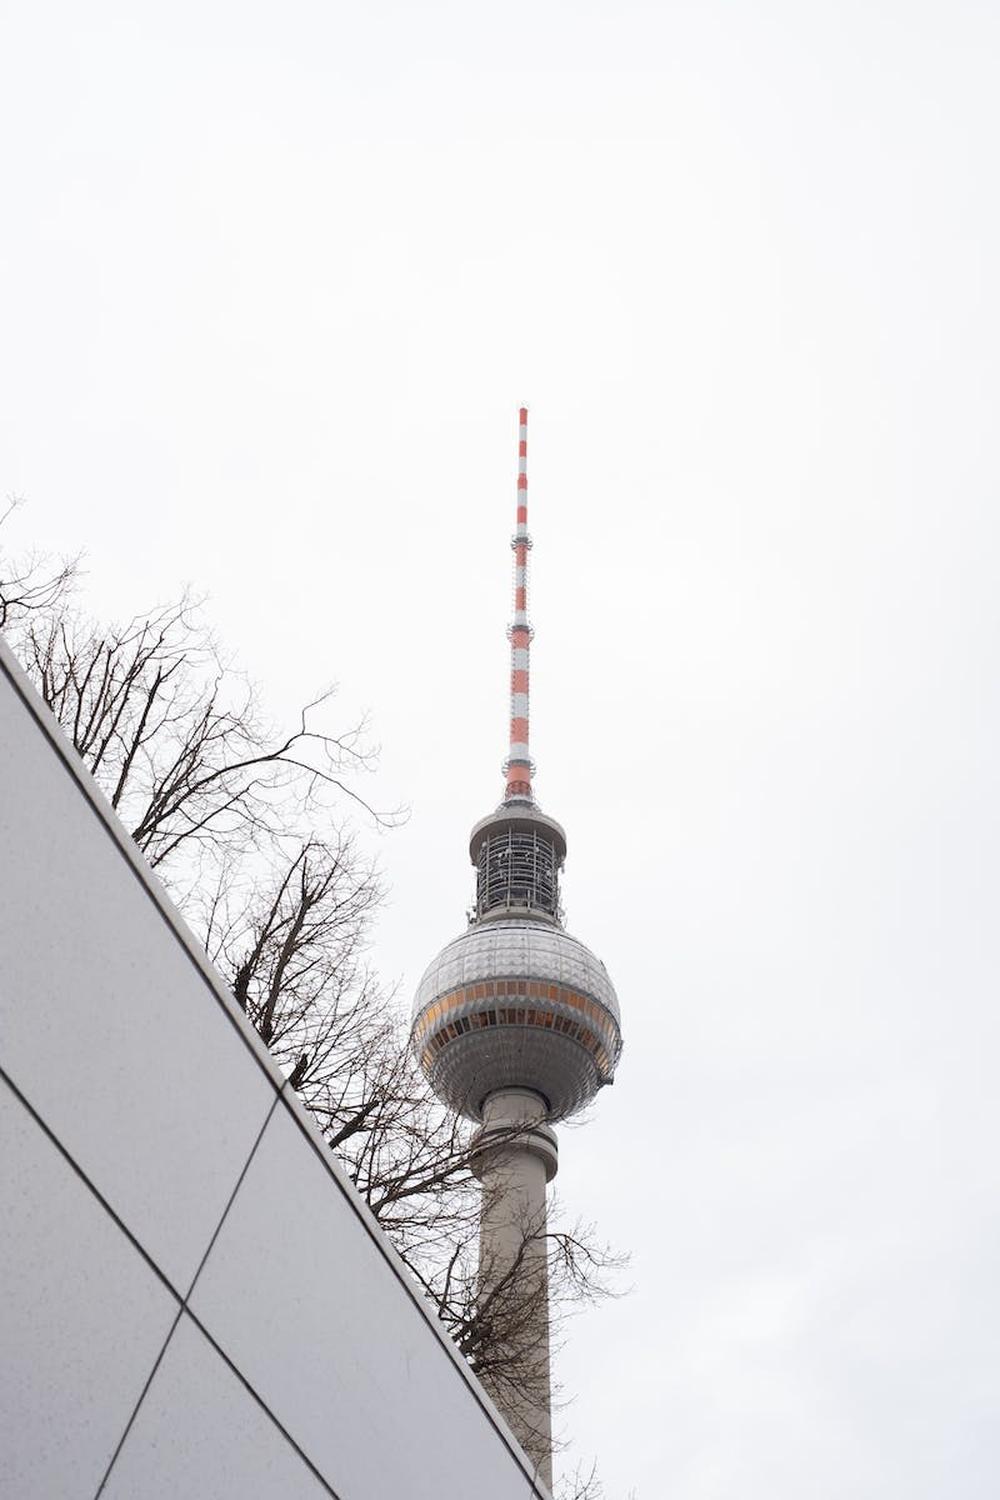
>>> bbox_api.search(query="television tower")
[411,409,624,1490]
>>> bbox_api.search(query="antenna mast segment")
[504,406,534,802]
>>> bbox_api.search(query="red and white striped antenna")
[504,405,534,801]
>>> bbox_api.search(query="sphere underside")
[411,919,622,1122]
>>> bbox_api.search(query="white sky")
[3,2,1000,1495]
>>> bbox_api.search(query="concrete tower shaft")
[473,1089,557,1492]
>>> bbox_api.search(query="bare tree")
[13,595,393,876]
[0,498,78,629]
[559,1461,605,1500]
[1,519,626,1486]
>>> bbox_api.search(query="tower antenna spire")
[504,405,534,801]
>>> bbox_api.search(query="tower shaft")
[474,1089,557,1491]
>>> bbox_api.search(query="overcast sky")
[3,3,1000,1496]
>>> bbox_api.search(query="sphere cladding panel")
[427,1026,604,1121]
[412,921,621,1025]
[411,920,622,1122]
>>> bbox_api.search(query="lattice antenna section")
[504,406,535,801]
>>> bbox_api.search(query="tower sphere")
[412,798,623,1122]
[412,907,622,1123]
